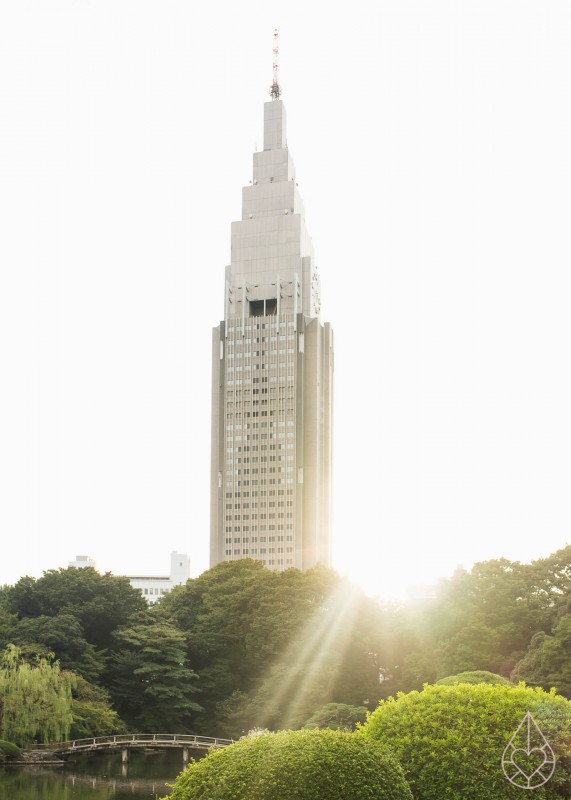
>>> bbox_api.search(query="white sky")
[1,1,570,599]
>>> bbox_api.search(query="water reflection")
[0,750,189,800]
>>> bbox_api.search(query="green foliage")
[434,619,502,676]
[0,740,21,760]
[376,546,571,698]
[436,670,513,686]
[302,702,368,730]
[4,567,146,651]
[0,644,74,747]
[109,621,202,731]
[69,675,127,739]
[514,617,571,698]
[161,560,386,735]
[362,681,571,800]
[1,568,148,722]
[512,631,549,686]
[1,613,105,682]
[163,729,413,800]
[2,545,571,741]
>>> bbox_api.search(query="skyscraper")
[210,88,333,572]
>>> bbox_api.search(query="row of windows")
[229,375,295,386]
[225,499,293,507]
[226,320,296,332]
[225,476,293,486]
[223,486,292,495]
[225,512,294,519]
[223,558,295,570]
[225,447,293,455]
[225,489,294,501]
[227,413,295,421]
[226,422,293,430]
[226,434,294,442]
[227,349,296,359]
[225,432,293,441]
[226,466,293,474]
[226,431,295,439]
[231,379,292,386]
[226,525,294,532]
[227,364,293,373]
[225,444,294,452]
[226,395,293,404]
[225,548,294,555]
[227,377,294,387]
[226,455,293,464]
[226,333,295,345]
[226,399,294,409]
[226,456,286,464]
[226,535,293,543]
[226,479,294,486]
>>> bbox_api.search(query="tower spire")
[270,28,281,100]
[210,72,333,573]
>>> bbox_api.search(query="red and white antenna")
[270,28,281,100]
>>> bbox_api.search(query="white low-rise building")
[68,554,97,569]
[127,551,190,604]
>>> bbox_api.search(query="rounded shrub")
[0,740,21,760]
[362,682,571,800]
[436,670,513,687]
[163,728,412,800]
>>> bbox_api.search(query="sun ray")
[253,580,363,729]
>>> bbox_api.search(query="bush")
[0,739,21,760]
[436,670,513,686]
[163,728,412,800]
[302,702,368,730]
[362,682,571,800]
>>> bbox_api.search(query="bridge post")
[121,747,129,765]
[182,746,189,765]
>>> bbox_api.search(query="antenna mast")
[270,28,281,100]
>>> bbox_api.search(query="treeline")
[384,546,571,697]
[0,545,570,744]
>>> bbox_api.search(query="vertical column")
[276,274,281,334]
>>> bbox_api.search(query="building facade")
[210,97,333,572]
[68,554,97,569]
[68,552,190,604]
[126,551,190,604]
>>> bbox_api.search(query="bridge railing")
[29,733,235,751]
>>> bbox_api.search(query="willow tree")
[0,644,74,746]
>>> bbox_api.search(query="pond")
[0,750,189,800]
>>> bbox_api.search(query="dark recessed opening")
[250,299,277,317]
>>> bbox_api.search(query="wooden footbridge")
[28,733,235,764]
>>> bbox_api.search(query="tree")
[160,561,386,735]
[4,567,146,652]
[362,681,571,800]
[0,644,74,746]
[513,616,571,699]
[434,619,502,676]
[527,546,571,623]
[375,548,571,698]
[109,621,202,731]
[302,702,368,730]
[69,675,127,739]
[1,614,105,682]
[164,729,413,800]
